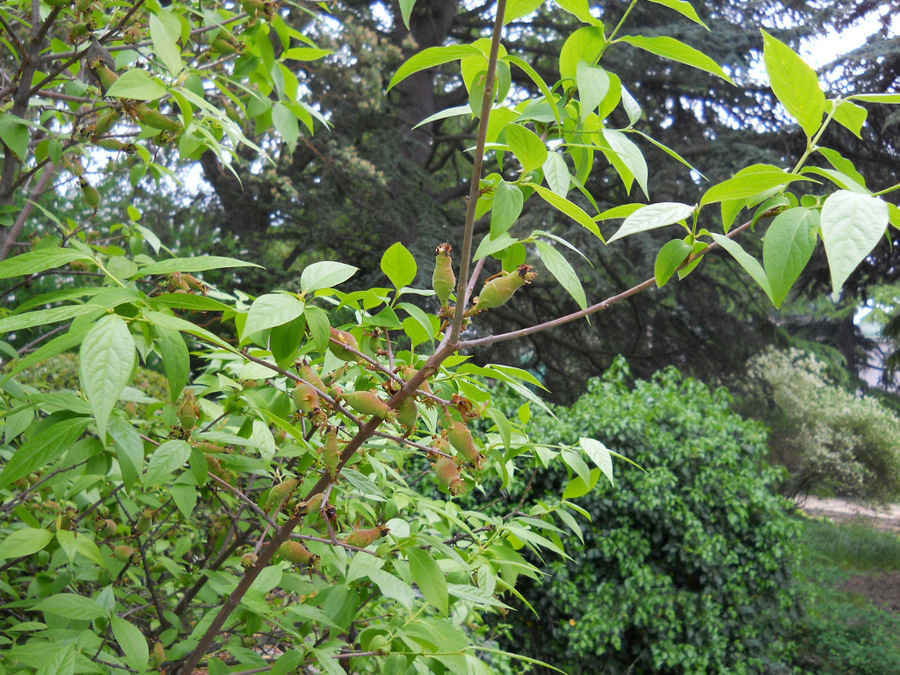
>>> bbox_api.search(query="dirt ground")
[798,496,900,614]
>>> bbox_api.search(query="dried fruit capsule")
[432,243,455,308]
[342,390,396,420]
[279,540,317,565]
[292,381,319,414]
[471,265,536,314]
[328,327,359,361]
[434,456,464,495]
[342,525,389,548]
[443,414,484,469]
[265,477,299,514]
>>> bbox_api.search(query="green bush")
[496,360,800,674]
[740,348,900,503]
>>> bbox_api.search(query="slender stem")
[459,219,756,349]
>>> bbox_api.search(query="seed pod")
[211,36,241,55]
[342,390,396,420]
[328,327,359,361]
[97,518,118,537]
[296,492,323,516]
[471,265,536,314]
[240,552,258,569]
[75,0,93,12]
[151,641,165,667]
[321,426,341,474]
[114,545,135,562]
[135,513,152,534]
[292,381,319,414]
[204,453,224,477]
[123,25,142,44]
[96,139,127,152]
[90,60,119,93]
[265,477,299,514]
[399,365,432,396]
[432,243,456,308]
[79,179,100,208]
[434,456,464,495]
[135,105,183,133]
[298,361,326,392]
[342,524,389,548]
[279,540,317,565]
[183,274,208,294]
[178,392,199,431]
[397,397,418,431]
[93,109,120,136]
[68,22,92,44]
[443,414,484,469]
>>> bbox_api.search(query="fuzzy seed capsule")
[328,327,360,361]
[321,427,341,474]
[292,381,319,414]
[90,61,118,93]
[434,456,464,495]
[471,265,536,314]
[178,392,199,431]
[135,105,184,134]
[298,361,326,391]
[240,552,258,569]
[342,525,389,548]
[397,397,418,431]
[114,545,135,562]
[266,477,299,514]
[79,180,101,208]
[432,243,455,308]
[443,414,484,470]
[93,109,120,136]
[279,540,317,565]
[342,390,396,420]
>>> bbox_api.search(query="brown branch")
[0,160,56,262]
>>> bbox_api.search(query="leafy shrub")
[496,360,799,674]
[740,348,900,503]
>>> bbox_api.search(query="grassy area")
[791,516,900,674]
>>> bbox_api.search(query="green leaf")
[35,644,76,675]
[388,44,482,91]
[0,323,90,385]
[0,248,92,279]
[827,99,867,138]
[365,568,416,610]
[576,62,610,121]
[137,255,260,277]
[531,184,603,239]
[108,417,143,492]
[0,415,91,490]
[850,93,900,104]
[763,207,820,308]
[155,326,190,401]
[0,114,30,159]
[381,242,417,290]
[399,0,416,27]
[602,129,648,198]
[150,11,183,76]
[273,102,300,153]
[408,547,449,615]
[0,304,103,335]
[700,164,810,208]
[505,124,548,175]
[0,528,54,560]
[647,0,708,29]
[111,615,149,673]
[555,0,601,27]
[818,147,867,189]
[761,30,825,138]
[80,315,136,441]
[608,202,693,243]
[710,234,774,303]
[618,35,733,84]
[820,191,889,300]
[534,240,587,309]
[243,293,305,339]
[580,438,614,486]
[505,0,544,23]
[300,261,358,294]
[150,293,234,313]
[542,152,570,196]
[559,26,606,83]
[654,239,693,288]
[106,69,168,101]
[31,593,108,621]
[491,181,524,239]
[144,439,191,486]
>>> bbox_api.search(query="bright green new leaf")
[761,30,825,138]
[602,129,649,198]
[0,528,54,560]
[365,568,417,610]
[609,202,693,243]
[108,416,143,492]
[273,103,300,153]
[35,645,75,675]
[106,69,168,101]
[820,191,889,300]
[700,164,810,208]
[710,234,774,304]
[506,0,544,23]
[80,315,136,441]
[763,207,819,307]
[381,242,418,290]
[850,93,900,104]
[618,35,734,84]
[0,114,29,159]
[144,440,192,486]
[542,152,570,196]
[31,593,108,621]
[150,12,182,75]
[580,438,614,486]
[505,124,548,174]
[300,260,359,294]
[155,326,190,401]
[399,0,416,28]
[136,255,260,277]
[0,304,103,335]
[555,0,601,26]
[654,239,693,288]
[388,44,481,91]
[576,62,610,121]
[535,240,587,309]
[531,184,603,239]
[647,0,708,29]
[818,147,867,188]
[111,615,149,674]
[0,248,93,279]
[559,26,606,82]
[243,293,305,339]
[491,181,524,239]
[827,99,867,138]
[408,547,449,615]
